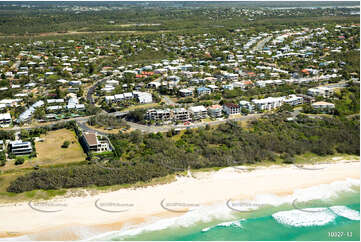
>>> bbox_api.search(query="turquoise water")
[92,179,360,241]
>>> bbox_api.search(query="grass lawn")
[1,129,86,171]
[122,102,159,111]
[32,129,86,166]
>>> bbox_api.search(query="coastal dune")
[0,160,359,241]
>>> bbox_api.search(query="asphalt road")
[86,77,111,104]
[253,36,272,52]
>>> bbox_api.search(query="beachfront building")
[173,108,191,122]
[81,132,110,153]
[252,97,284,111]
[0,113,12,127]
[146,109,171,121]
[189,106,207,120]
[9,140,33,155]
[208,105,223,118]
[223,103,240,115]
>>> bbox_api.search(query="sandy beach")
[0,160,359,240]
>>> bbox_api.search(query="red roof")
[136,74,147,78]
[224,103,239,108]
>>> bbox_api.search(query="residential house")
[197,87,211,96]
[223,103,240,115]
[239,101,254,112]
[311,101,335,110]
[208,105,223,118]
[307,86,334,98]
[179,88,193,97]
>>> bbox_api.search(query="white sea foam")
[248,178,360,208]
[272,208,337,227]
[216,220,243,228]
[85,204,235,241]
[201,219,243,233]
[330,206,360,221]
[201,226,212,232]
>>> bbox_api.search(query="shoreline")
[0,160,359,240]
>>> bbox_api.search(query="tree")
[62,140,70,148]
[15,157,25,165]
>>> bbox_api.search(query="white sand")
[0,161,359,240]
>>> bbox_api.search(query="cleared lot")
[33,128,86,166]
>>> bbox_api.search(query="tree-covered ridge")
[7,113,359,193]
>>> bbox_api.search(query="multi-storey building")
[173,108,191,121]
[81,132,110,153]
[146,109,172,121]
[189,106,207,120]
[223,103,241,115]
[208,105,223,118]
[9,140,33,155]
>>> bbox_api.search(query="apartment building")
[146,109,172,121]
[307,86,334,98]
[173,108,191,122]
[252,97,284,111]
[81,132,110,153]
[283,95,304,106]
[9,140,33,155]
[133,92,153,104]
[0,113,12,127]
[189,106,207,120]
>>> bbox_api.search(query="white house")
[189,106,207,120]
[134,92,153,104]
[0,113,12,127]
[252,97,284,111]
[179,88,193,97]
[9,140,33,155]
[307,86,334,98]
[208,105,223,118]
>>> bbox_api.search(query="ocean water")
[88,178,360,241]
